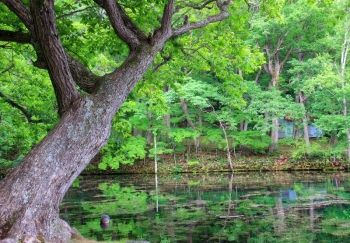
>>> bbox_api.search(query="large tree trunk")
[0,97,111,243]
[0,45,158,242]
[0,11,161,238]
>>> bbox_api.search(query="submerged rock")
[100,215,110,230]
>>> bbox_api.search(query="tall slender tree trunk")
[260,35,292,152]
[296,52,310,153]
[240,120,248,131]
[269,75,280,152]
[340,23,350,163]
[180,97,200,153]
[298,90,310,153]
[270,116,279,152]
[154,135,158,174]
[163,85,171,130]
[215,114,234,171]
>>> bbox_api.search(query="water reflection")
[60,172,350,242]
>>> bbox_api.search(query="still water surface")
[60,172,350,242]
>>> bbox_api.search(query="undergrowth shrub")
[291,140,326,160]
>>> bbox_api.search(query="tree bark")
[0,97,111,243]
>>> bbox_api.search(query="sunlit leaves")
[232,130,270,153]
[245,82,304,133]
[0,44,57,165]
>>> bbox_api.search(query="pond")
[60,172,350,242]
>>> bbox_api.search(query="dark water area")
[60,172,350,242]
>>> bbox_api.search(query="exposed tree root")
[0,216,83,243]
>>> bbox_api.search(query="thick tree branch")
[0,30,31,44]
[280,47,293,68]
[183,0,216,10]
[93,0,147,50]
[0,0,35,33]
[66,55,102,94]
[255,68,262,84]
[0,92,43,123]
[30,0,79,116]
[0,29,101,94]
[157,0,175,38]
[172,0,232,37]
[263,42,273,75]
[34,54,102,94]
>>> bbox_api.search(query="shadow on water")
[60,172,350,242]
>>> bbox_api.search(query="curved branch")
[34,54,102,94]
[93,0,147,49]
[57,6,97,19]
[183,0,216,10]
[0,0,35,33]
[172,0,232,38]
[66,55,102,94]
[280,47,293,68]
[158,0,175,37]
[30,0,79,116]
[0,92,43,123]
[150,0,176,46]
[1,63,14,74]
[152,53,172,73]
[0,30,102,94]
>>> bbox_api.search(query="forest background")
[1,0,350,176]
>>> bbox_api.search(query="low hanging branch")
[56,6,97,19]
[1,63,14,74]
[152,53,173,73]
[0,30,102,95]
[0,63,42,123]
[172,0,232,37]
[0,92,43,123]
[0,30,31,44]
